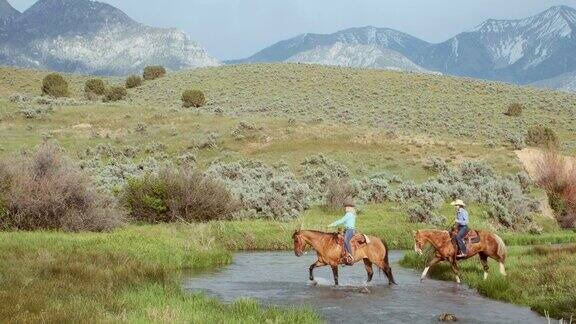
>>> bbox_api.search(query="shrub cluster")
[125,75,143,89]
[143,66,166,80]
[536,152,576,228]
[324,179,356,211]
[104,86,127,102]
[84,78,106,97]
[123,168,238,223]
[231,122,264,141]
[505,103,524,117]
[300,154,350,202]
[0,144,123,231]
[399,161,538,228]
[41,73,69,98]
[208,160,310,219]
[197,132,220,149]
[182,90,206,108]
[526,125,560,148]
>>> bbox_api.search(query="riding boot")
[345,253,353,266]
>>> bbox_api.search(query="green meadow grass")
[0,225,319,323]
[400,245,576,320]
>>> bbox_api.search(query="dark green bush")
[123,169,239,223]
[104,86,127,102]
[84,79,106,96]
[41,73,69,98]
[182,90,206,108]
[125,75,143,89]
[505,103,524,117]
[526,125,560,148]
[143,66,166,80]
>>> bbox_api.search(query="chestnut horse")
[292,230,396,286]
[413,228,507,284]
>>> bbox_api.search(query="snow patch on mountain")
[285,42,429,73]
[34,25,219,74]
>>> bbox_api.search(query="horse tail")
[493,233,507,262]
[380,237,397,285]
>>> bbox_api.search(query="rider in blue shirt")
[328,202,356,262]
[451,199,469,257]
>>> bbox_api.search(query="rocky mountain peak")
[0,0,20,21]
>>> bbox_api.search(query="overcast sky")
[9,0,576,60]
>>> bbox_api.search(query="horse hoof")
[309,280,318,286]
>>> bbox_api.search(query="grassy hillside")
[3,65,576,149]
[1,64,575,179]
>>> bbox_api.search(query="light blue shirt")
[456,208,469,226]
[329,211,356,229]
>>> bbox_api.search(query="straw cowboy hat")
[450,199,466,207]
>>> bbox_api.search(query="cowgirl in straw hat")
[451,199,469,257]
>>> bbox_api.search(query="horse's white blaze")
[421,266,430,280]
[455,275,461,284]
[499,262,507,276]
[483,271,488,280]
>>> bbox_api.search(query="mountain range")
[0,0,218,75]
[1,1,575,90]
[228,6,576,90]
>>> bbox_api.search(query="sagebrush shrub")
[300,154,350,202]
[231,122,264,141]
[125,75,143,89]
[197,132,220,149]
[42,73,69,98]
[182,90,206,108]
[356,176,392,204]
[84,78,106,96]
[324,179,357,210]
[526,125,560,148]
[143,66,166,80]
[407,205,445,226]
[123,168,238,223]
[398,160,536,228]
[506,133,526,150]
[105,86,127,102]
[208,160,310,219]
[0,144,124,231]
[505,103,524,117]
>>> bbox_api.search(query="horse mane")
[295,229,338,240]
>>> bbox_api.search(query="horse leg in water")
[479,253,490,280]
[363,259,373,282]
[374,259,396,285]
[331,266,339,286]
[450,261,461,284]
[309,260,326,281]
[420,256,441,282]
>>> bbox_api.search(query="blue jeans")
[456,225,468,254]
[344,229,355,255]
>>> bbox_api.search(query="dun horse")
[292,230,396,286]
[413,228,507,283]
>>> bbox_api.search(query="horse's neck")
[301,231,334,251]
[423,231,450,250]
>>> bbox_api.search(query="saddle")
[335,232,370,264]
[450,228,481,257]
